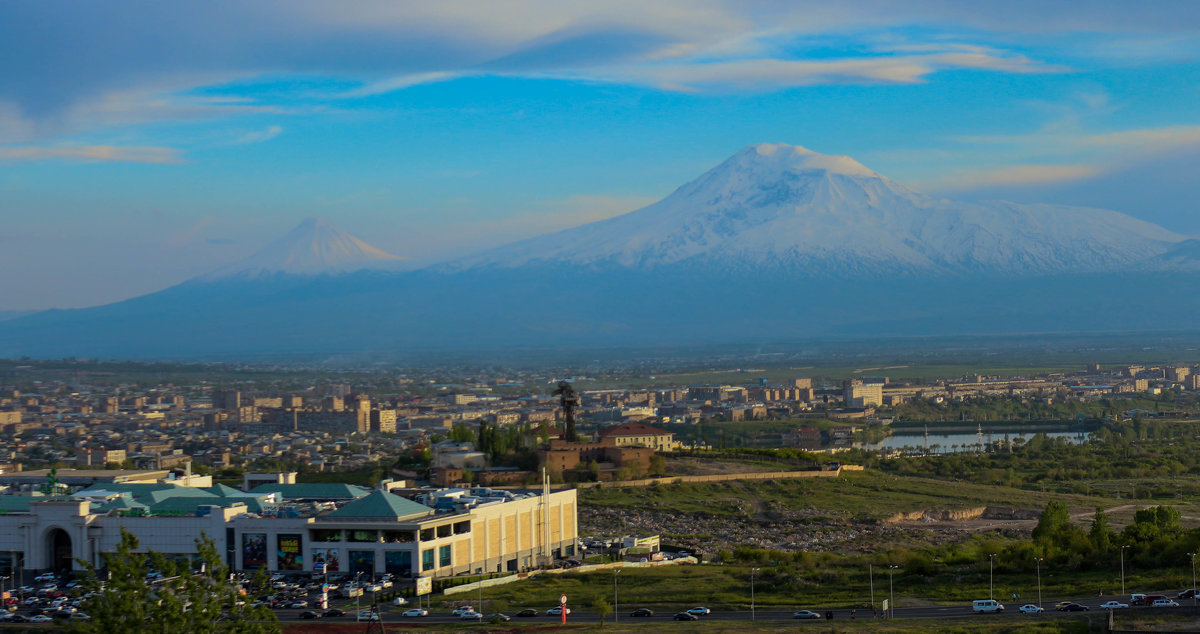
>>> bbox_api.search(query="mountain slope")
[204,217,405,278]
[453,144,1181,275]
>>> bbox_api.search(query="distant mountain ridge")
[2,143,1197,360]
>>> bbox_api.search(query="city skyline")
[3,1,1200,310]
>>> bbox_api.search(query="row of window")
[310,521,471,544]
[420,545,452,571]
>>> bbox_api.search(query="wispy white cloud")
[234,124,284,144]
[922,164,1100,192]
[0,145,183,164]
[340,72,469,98]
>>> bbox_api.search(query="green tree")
[74,528,278,634]
[1089,506,1112,552]
[592,595,612,626]
[1032,501,1071,544]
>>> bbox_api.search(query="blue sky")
[2,1,1200,310]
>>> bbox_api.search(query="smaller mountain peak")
[741,143,879,178]
[201,218,406,280]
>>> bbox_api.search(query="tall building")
[843,379,882,408]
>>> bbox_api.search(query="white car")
[1153,599,1180,607]
[1100,601,1128,609]
[29,615,53,623]
[1019,604,1044,614]
[401,608,428,617]
[34,574,56,583]
[356,610,379,621]
[686,606,711,616]
[451,606,478,616]
[460,612,484,620]
[546,606,571,616]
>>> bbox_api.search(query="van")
[972,599,1004,613]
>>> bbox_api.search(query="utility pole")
[888,565,897,618]
[1121,545,1129,595]
[1035,558,1043,608]
[614,569,620,624]
[1189,552,1197,607]
[989,554,996,601]
[750,567,759,621]
[869,562,875,615]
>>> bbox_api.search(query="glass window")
[436,524,452,538]
[347,530,378,543]
[419,528,434,541]
[421,549,434,572]
[385,551,413,577]
[453,521,471,535]
[438,545,452,568]
[383,530,414,543]
[311,529,343,543]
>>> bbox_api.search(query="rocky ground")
[579,506,1031,555]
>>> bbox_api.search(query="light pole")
[1121,545,1129,595]
[1188,552,1196,607]
[613,569,620,624]
[869,563,875,616]
[1035,558,1043,608]
[989,554,996,601]
[750,567,759,621]
[355,571,362,620]
[888,565,897,619]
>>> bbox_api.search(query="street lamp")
[1188,552,1197,607]
[613,569,620,624]
[869,563,875,616]
[988,554,997,601]
[1120,545,1130,595]
[1035,558,1043,608]
[888,565,898,619]
[750,567,759,621]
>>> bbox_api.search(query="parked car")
[687,606,711,616]
[1061,603,1089,612]
[673,612,698,621]
[34,574,56,583]
[793,610,822,619]
[1153,599,1180,608]
[630,608,654,617]
[972,599,1004,613]
[516,608,538,617]
[401,608,428,617]
[29,615,53,623]
[1019,604,1044,614]
[546,606,571,616]
[1099,601,1129,610]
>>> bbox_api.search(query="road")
[274,593,1199,624]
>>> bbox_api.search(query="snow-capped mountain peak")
[451,143,1183,275]
[203,217,405,279]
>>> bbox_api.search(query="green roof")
[249,483,369,500]
[324,490,432,521]
[146,497,248,514]
[78,483,220,506]
[205,483,243,496]
[0,496,34,513]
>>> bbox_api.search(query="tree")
[592,595,612,626]
[1089,506,1112,552]
[648,455,667,476]
[1032,501,1071,544]
[74,528,279,634]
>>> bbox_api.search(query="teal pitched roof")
[249,483,369,500]
[205,483,243,496]
[325,490,432,521]
[147,497,248,514]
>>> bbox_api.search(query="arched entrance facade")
[45,528,72,572]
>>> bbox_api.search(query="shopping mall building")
[0,469,578,580]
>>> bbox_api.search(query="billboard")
[312,548,340,573]
[415,576,432,596]
[276,534,303,570]
[242,533,267,569]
